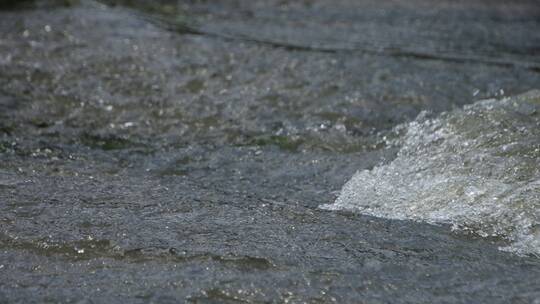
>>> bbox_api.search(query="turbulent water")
[323,90,540,256]
[2,0,540,303]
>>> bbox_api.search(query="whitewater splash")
[322,90,540,256]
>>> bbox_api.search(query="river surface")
[1,0,540,303]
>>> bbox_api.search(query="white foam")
[322,90,540,256]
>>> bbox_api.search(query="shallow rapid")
[323,90,540,256]
[2,1,540,302]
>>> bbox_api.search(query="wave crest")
[322,90,540,256]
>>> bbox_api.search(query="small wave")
[321,90,540,256]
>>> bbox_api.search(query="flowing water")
[323,91,540,256]
[1,0,540,303]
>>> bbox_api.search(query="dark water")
[1,0,539,303]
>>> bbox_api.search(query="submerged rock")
[323,90,540,256]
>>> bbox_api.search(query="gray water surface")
[1,0,540,303]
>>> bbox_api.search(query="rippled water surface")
[1,0,540,303]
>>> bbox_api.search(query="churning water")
[322,90,540,256]
[3,1,540,302]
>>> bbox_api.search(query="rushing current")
[2,1,540,302]
[322,90,540,256]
